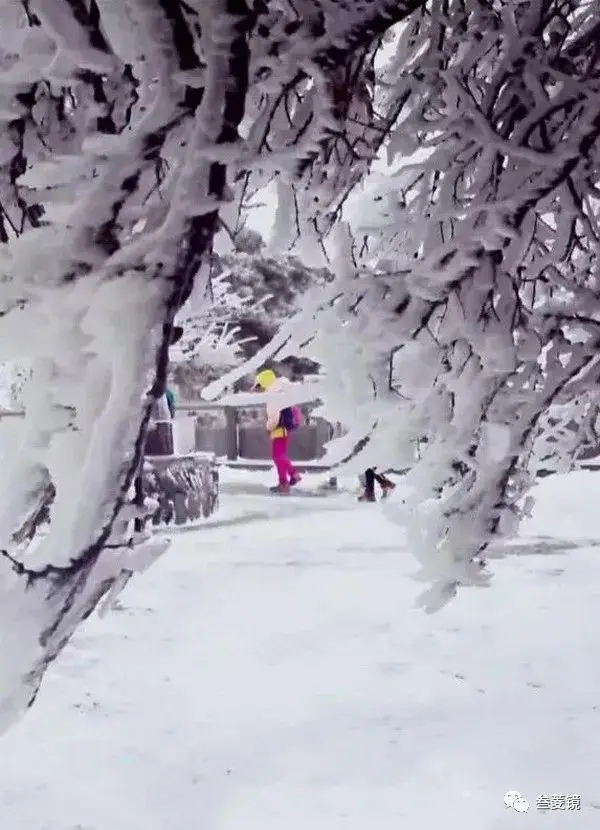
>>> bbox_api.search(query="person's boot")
[358,490,376,502]
[269,483,290,495]
[380,479,396,499]
[289,473,302,487]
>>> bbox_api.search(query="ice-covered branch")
[234,0,600,609]
[230,0,424,260]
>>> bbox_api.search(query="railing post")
[224,406,238,461]
[311,414,320,460]
[328,420,343,490]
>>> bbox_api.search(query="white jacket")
[150,393,171,426]
[265,376,292,433]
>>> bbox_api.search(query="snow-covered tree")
[2,0,599,728]
[0,0,422,727]
[0,0,255,727]
[171,246,327,397]
[204,1,600,611]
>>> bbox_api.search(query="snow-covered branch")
[242,0,600,609]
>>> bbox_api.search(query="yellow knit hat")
[255,368,277,390]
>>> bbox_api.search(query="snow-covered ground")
[0,468,599,829]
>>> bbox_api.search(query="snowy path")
[0,471,599,829]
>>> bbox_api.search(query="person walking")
[165,386,176,418]
[254,368,303,494]
[134,324,184,532]
[145,325,183,455]
[358,467,396,502]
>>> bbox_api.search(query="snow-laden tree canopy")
[1,0,600,726]
[204,0,600,609]
[171,247,327,397]
[0,0,422,729]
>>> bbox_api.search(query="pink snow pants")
[271,436,298,487]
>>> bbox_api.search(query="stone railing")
[0,399,344,479]
[0,406,220,528]
[175,400,342,466]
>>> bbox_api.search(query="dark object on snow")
[358,468,396,502]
